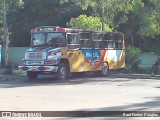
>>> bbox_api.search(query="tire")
[101,62,109,77]
[150,66,158,76]
[57,63,68,80]
[27,71,38,80]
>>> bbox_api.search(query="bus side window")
[114,34,123,49]
[93,33,103,49]
[103,33,115,49]
[67,33,79,50]
[79,32,92,49]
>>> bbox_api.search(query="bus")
[18,26,125,80]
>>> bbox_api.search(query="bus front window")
[31,33,45,46]
[46,33,66,47]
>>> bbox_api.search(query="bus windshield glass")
[46,33,66,47]
[31,33,45,46]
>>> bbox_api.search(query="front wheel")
[101,63,109,77]
[57,63,68,80]
[27,71,38,80]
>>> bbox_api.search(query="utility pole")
[101,0,105,31]
[2,0,9,67]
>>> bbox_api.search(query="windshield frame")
[31,32,66,47]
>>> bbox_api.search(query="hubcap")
[60,67,66,79]
[103,66,107,75]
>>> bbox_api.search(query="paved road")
[0,73,160,120]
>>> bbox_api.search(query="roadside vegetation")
[126,46,141,71]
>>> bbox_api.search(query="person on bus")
[32,37,39,45]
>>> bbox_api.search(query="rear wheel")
[27,71,38,80]
[57,63,69,80]
[101,62,109,77]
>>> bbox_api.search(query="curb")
[0,74,27,81]
[0,69,27,81]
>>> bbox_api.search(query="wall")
[138,53,157,68]
[1,47,29,68]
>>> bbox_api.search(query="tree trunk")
[2,0,10,67]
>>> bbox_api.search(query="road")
[0,73,160,120]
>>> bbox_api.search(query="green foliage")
[140,8,160,38]
[143,36,160,54]
[75,0,160,52]
[6,0,86,46]
[0,0,23,43]
[126,46,141,71]
[67,15,112,31]
[0,0,159,50]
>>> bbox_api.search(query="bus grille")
[25,52,46,60]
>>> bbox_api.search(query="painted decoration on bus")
[26,47,61,62]
[105,50,123,62]
[82,50,102,66]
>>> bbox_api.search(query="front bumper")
[18,65,58,72]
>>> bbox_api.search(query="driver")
[32,38,39,45]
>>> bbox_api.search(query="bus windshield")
[31,33,45,46]
[46,32,66,47]
[31,32,66,47]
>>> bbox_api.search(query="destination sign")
[37,27,56,32]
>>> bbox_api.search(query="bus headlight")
[19,60,26,66]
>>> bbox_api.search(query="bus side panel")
[104,49,125,69]
[75,49,106,72]
[66,49,83,72]
[62,48,125,72]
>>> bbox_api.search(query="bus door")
[66,33,80,72]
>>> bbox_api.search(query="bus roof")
[31,26,123,34]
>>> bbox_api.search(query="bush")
[126,46,141,71]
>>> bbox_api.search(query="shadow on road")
[0,72,159,88]
[52,96,160,120]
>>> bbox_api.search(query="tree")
[139,0,160,52]
[67,15,112,31]
[73,0,160,51]
[2,0,10,67]
[0,0,159,53]
[140,0,160,38]
[72,0,145,47]
[7,0,87,46]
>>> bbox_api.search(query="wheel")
[150,66,158,76]
[101,62,109,77]
[57,63,68,80]
[27,71,38,80]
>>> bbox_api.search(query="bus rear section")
[67,31,125,76]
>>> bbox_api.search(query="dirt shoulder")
[0,69,27,81]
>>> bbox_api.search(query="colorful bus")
[18,26,125,80]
